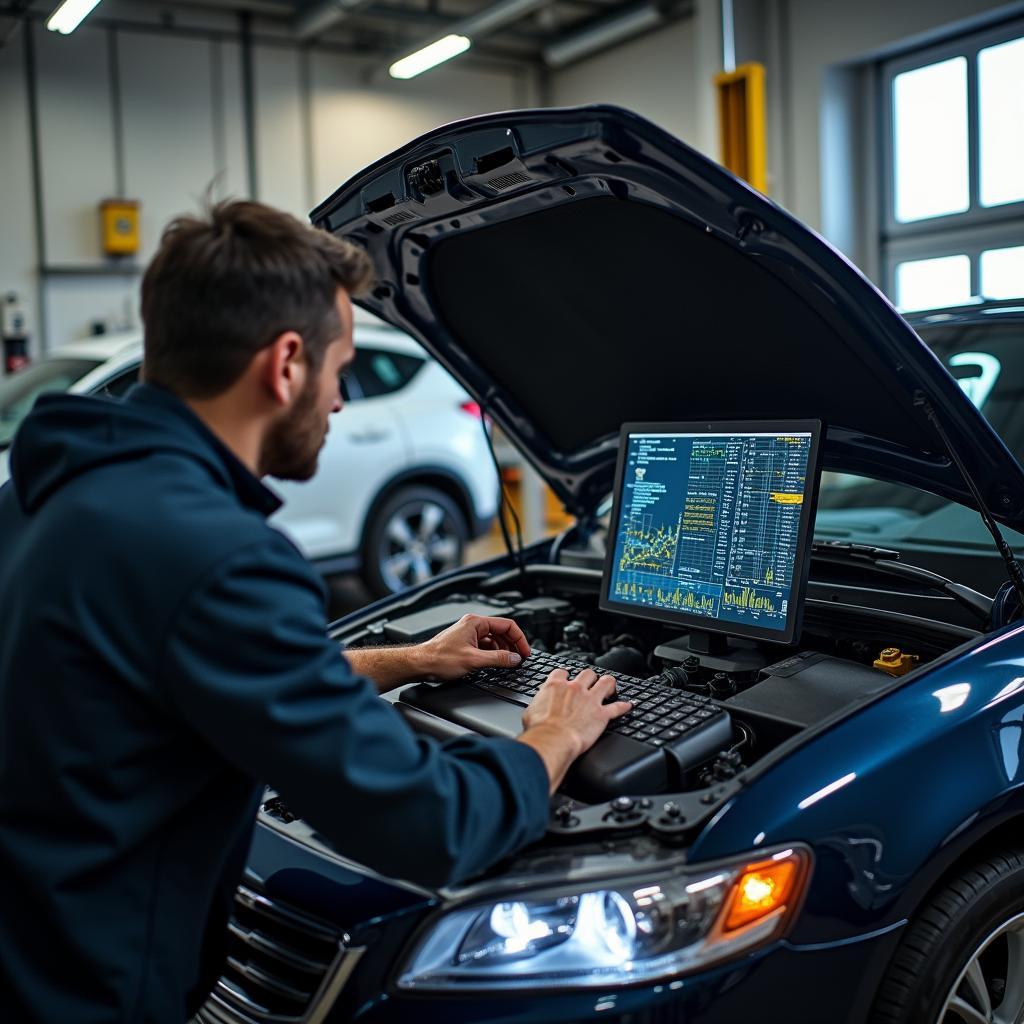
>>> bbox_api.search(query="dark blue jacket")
[0,383,549,1023]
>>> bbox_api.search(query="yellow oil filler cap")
[873,647,920,677]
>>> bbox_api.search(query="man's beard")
[259,375,326,482]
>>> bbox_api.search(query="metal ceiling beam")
[347,2,547,41]
[543,0,692,68]
[0,16,21,48]
[454,0,554,37]
[0,1,33,48]
[296,0,378,38]
[124,0,297,16]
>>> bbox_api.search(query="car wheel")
[361,485,467,597]
[872,849,1024,1024]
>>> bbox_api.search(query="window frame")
[96,364,141,399]
[880,18,1024,304]
[348,346,425,401]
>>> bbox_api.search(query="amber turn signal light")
[722,850,808,933]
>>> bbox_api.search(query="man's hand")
[518,668,632,793]
[346,614,530,693]
[416,614,532,680]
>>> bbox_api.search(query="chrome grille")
[195,879,361,1024]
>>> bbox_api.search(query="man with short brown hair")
[0,200,629,1022]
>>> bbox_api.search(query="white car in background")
[0,326,499,596]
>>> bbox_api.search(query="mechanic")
[0,199,632,1023]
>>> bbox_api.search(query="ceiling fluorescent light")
[47,0,104,34]
[381,0,551,82]
[389,34,471,79]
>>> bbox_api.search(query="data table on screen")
[607,431,814,633]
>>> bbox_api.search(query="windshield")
[816,319,1024,552]
[0,359,100,450]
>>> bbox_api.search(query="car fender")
[687,633,1024,947]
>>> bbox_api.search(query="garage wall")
[254,46,537,220]
[308,54,535,207]
[3,0,1014,353]
[546,0,1014,270]
[254,44,309,218]
[0,35,36,358]
[772,0,1014,239]
[549,18,699,146]
[0,9,536,353]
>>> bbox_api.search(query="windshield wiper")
[811,539,993,623]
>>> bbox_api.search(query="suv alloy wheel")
[361,484,468,596]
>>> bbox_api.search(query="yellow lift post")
[715,61,768,194]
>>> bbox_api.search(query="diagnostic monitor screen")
[600,421,822,644]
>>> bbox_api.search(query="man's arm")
[345,614,531,692]
[347,615,632,794]
[343,645,427,691]
[159,540,557,887]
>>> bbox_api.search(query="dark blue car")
[195,107,1024,1024]
[817,300,1024,605]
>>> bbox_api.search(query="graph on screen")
[606,430,814,633]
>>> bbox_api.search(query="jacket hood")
[10,385,280,517]
[311,105,1024,530]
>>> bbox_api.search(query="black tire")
[871,848,1024,1024]
[360,484,468,598]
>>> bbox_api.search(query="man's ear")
[261,331,305,407]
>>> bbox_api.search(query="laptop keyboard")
[462,649,730,751]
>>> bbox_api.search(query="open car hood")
[312,105,1024,529]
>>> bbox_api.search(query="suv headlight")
[397,846,811,991]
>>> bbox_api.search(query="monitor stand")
[655,629,769,675]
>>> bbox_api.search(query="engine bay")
[337,563,976,810]
[326,420,986,822]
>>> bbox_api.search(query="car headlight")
[397,846,811,990]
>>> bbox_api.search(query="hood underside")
[312,105,1024,530]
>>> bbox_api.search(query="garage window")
[882,20,1024,311]
[892,57,969,225]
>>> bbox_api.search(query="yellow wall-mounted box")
[100,199,140,257]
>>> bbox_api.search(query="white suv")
[0,327,498,596]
